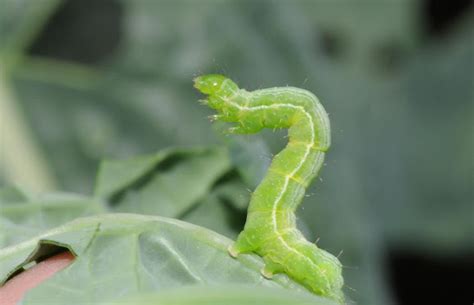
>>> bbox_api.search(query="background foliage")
[0,1,473,304]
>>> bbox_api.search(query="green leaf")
[0,191,105,248]
[0,214,312,304]
[0,216,100,285]
[103,285,337,305]
[94,147,249,238]
[182,180,247,239]
[95,147,232,218]
[95,150,174,199]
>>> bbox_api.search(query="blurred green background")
[0,0,473,304]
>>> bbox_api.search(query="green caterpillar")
[194,74,344,303]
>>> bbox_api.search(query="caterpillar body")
[194,74,344,303]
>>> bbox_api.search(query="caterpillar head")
[194,74,238,97]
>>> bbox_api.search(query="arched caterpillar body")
[194,75,344,303]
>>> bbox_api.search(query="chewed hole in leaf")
[3,241,75,284]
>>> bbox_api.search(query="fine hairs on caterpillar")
[194,74,344,303]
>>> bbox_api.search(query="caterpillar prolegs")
[194,75,344,303]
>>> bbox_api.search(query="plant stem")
[0,67,57,192]
[0,0,64,191]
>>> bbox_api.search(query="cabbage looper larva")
[195,74,344,303]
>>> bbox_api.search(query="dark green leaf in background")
[95,148,230,217]
[95,147,250,239]
[0,188,105,248]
